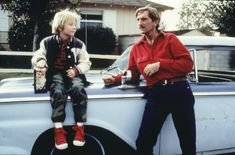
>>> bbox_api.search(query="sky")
[148,0,186,30]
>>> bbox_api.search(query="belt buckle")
[162,80,168,86]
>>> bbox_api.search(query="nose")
[137,19,144,26]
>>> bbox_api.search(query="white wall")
[116,9,139,35]
[103,10,117,34]
[0,10,9,44]
[0,10,9,31]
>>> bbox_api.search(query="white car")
[0,36,235,155]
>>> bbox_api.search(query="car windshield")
[101,46,131,76]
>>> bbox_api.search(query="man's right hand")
[102,75,115,86]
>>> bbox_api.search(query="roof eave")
[80,0,174,11]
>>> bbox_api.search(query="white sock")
[77,122,84,126]
[54,122,63,128]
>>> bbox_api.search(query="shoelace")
[73,126,84,140]
[55,128,67,143]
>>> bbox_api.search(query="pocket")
[181,82,195,105]
[136,56,149,72]
[137,56,148,63]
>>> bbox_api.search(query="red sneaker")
[54,128,68,150]
[72,125,85,146]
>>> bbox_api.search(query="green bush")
[76,26,116,54]
[8,21,34,51]
[75,26,117,68]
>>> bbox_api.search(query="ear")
[154,20,160,27]
[58,26,63,32]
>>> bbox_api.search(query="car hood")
[0,71,146,100]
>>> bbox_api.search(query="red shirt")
[116,31,193,87]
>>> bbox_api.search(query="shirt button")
[70,66,73,69]
[67,46,70,49]
[68,55,71,58]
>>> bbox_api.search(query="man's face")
[136,11,158,34]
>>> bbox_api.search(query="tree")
[0,0,80,51]
[206,0,235,37]
[1,0,34,51]
[177,0,211,30]
[0,0,80,69]
[178,0,235,36]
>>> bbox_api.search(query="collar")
[137,30,166,45]
[56,35,73,46]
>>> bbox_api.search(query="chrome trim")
[189,48,199,83]
[50,133,106,155]
[1,92,235,103]
[89,94,144,99]
[0,94,144,103]
[193,92,235,96]
[0,96,49,103]
[86,133,106,155]
[192,49,199,83]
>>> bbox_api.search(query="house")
[78,0,173,35]
[0,0,173,49]
[170,29,208,36]
[79,0,173,52]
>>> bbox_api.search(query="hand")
[36,59,47,70]
[102,75,115,86]
[66,69,76,79]
[144,62,160,76]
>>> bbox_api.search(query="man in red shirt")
[103,5,196,155]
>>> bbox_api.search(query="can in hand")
[34,68,47,93]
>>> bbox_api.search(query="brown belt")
[157,77,187,86]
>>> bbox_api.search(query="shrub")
[76,26,116,55]
[75,26,117,68]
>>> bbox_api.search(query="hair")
[135,5,160,30]
[52,9,79,34]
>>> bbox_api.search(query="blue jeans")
[136,81,196,155]
[49,72,87,123]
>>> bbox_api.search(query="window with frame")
[196,48,235,72]
[189,47,235,82]
[79,10,103,28]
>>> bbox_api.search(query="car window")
[193,48,235,82]
[197,49,235,72]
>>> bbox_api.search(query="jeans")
[136,81,196,155]
[49,72,87,123]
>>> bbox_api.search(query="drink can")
[34,68,47,93]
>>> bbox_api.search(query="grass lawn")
[0,73,33,81]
